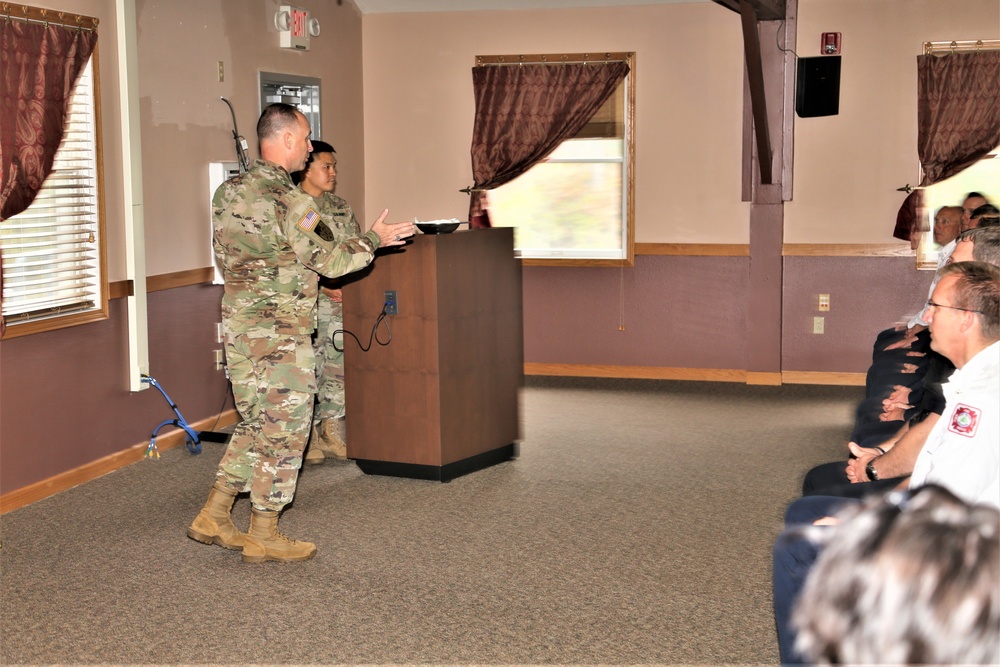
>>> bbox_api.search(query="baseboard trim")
[525,363,747,383]
[746,371,783,386]
[525,364,867,387]
[782,371,866,386]
[0,409,239,515]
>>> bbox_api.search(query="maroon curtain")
[467,61,629,227]
[0,19,96,335]
[917,51,1000,186]
[891,188,924,244]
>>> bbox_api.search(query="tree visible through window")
[479,54,634,265]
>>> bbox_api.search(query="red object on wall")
[822,32,842,55]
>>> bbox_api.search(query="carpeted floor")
[0,378,859,666]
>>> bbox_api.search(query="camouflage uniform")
[313,193,362,426]
[212,159,381,511]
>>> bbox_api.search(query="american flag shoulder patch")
[948,403,981,438]
[297,208,321,232]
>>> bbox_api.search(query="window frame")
[916,143,1000,270]
[1,45,108,340]
[482,52,636,268]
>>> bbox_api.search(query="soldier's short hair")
[257,103,302,142]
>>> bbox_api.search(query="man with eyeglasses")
[773,260,1000,665]
[801,211,1000,495]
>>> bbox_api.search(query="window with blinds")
[484,53,635,264]
[1,57,108,337]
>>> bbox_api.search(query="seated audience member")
[932,205,963,246]
[875,193,993,360]
[791,485,1000,666]
[969,202,999,230]
[960,191,991,232]
[802,227,1000,497]
[775,260,1000,665]
[817,209,1000,478]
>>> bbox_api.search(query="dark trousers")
[773,495,860,665]
[801,460,903,497]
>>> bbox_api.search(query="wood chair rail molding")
[109,244,913,299]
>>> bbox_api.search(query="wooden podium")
[341,227,523,481]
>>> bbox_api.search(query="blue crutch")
[141,374,202,457]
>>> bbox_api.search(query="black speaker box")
[796,56,841,118]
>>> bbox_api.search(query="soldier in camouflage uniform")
[292,141,357,465]
[187,104,414,563]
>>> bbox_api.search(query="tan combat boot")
[313,418,348,461]
[241,508,317,564]
[303,435,325,465]
[187,482,245,550]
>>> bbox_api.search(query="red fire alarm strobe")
[822,32,842,55]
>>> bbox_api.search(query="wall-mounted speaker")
[796,56,841,118]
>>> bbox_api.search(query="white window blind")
[1,59,102,325]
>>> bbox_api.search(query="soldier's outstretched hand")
[371,209,415,247]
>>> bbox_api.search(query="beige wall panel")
[134,0,366,277]
[362,4,751,244]
[787,0,999,244]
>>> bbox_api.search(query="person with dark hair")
[290,140,371,465]
[187,104,414,564]
[774,260,1000,664]
[960,191,991,232]
[969,202,1000,230]
[792,485,1000,666]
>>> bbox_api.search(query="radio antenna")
[221,97,250,173]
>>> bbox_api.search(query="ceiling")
[353,0,708,14]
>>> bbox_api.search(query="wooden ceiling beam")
[710,0,785,22]
[738,0,773,184]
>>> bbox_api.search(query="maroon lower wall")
[523,256,749,369]
[1,253,932,496]
[521,254,933,374]
[782,256,932,372]
[0,285,228,495]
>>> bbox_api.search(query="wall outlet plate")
[384,290,398,316]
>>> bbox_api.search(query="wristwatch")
[865,458,880,482]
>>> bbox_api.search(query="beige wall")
[361,3,751,243]
[788,0,1000,244]
[130,0,366,279]
[361,0,998,246]
[39,0,1000,279]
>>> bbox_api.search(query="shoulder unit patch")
[313,220,334,242]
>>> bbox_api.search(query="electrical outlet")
[818,294,830,312]
[214,349,225,370]
[215,322,224,343]
[813,316,825,334]
[384,290,398,316]
[217,61,224,82]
